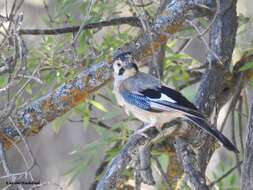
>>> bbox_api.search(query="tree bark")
[194,0,238,173]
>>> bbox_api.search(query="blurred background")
[1,0,253,189]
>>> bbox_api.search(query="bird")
[112,51,238,153]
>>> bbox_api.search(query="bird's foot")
[133,129,149,138]
[133,124,154,138]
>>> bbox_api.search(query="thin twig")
[18,17,141,35]
[130,1,153,7]
[16,74,43,84]
[238,96,245,155]
[6,116,38,180]
[12,0,24,17]
[186,19,223,65]
[220,73,244,132]
[72,0,95,45]
[128,0,161,78]
[153,157,172,190]
[0,141,13,180]
[0,131,31,179]
[197,0,220,37]
[67,117,112,129]
[11,63,41,102]
[42,0,54,23]
[231,107,241,175]
[209,160,242,187]
[175,39,191,53]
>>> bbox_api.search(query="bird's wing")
[121,90,163,113]
[138,85,206,119]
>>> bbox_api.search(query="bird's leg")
[155,126,163,135]
[134,124,155,138]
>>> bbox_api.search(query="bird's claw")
[134,129,150,138]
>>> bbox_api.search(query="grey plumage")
[121,72,160,92]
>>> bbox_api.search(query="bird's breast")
[124,102,184,128]
[113,81,125,107]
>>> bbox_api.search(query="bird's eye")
[118,68,125,75]
[117,63,121,67]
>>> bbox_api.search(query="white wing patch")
[151,93,177,103]
[150,102,174,112]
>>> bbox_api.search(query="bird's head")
[112,52,139,80]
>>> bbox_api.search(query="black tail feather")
[186,116,239,153]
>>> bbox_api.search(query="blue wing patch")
[122,91,162,112]
[140,86,198,110]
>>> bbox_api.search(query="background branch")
[18,17,142,35]
[193,0,238,173]
[241,104,253,190]
[175,137,209,190]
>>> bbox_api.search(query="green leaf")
[212,171,217,179]
[102,110,120,120]
[82,109,90,129]
[158,154,169,171]
[64,141,104,185]
[74,103,86,114]
[106,146,121,161]
[25,83,33,94]
[88,100,108,112]
[181,85,197,102]
[52,116,65,133]
[168,53,191,61]
[0,75,7,87]
[166,40,176,48]
[249,79,253,87]
[229,174,236,185]
[65,156,93,186]
[239,61,253,71]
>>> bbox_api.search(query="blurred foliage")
[163,40,196,89]
[211,160,240,190]
[236,13,253,87]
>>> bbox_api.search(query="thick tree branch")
[194,0,238,173]
[96,135,148,190]
[0,62,111,149]
[96,125,180,190]
[175,138,209,190]
[241,105,253,190]
[172,0,238,189]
